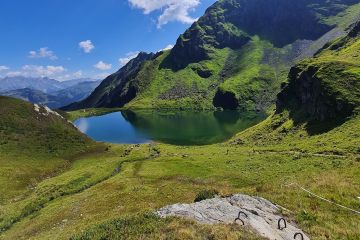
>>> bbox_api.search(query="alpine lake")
[74,110,266,146]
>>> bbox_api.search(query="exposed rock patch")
[157,194,309,240]
[34,103,63,118]
[158,83,206,101]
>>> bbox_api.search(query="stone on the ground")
[157,194,309,240]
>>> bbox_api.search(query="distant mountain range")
[0,77,101,108]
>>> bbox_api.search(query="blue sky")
[0,0,216,80]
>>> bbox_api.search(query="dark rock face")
[103,85,137,108]
[277,62,359,122]
[277,65,353,121]
[348,21,360,38]
[62,52,155,110]
[213,89,239,110]
[191,65,213,78]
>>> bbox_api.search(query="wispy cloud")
[0,66,9,72]
[6,65,66,78]
[2,65,89,81]
[128,0,200,28]
[119,51,140,66]
[94,61,112,70]
[28,47,58,60]
[79,40,95,53]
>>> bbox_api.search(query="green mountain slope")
[234,20,360,155]
[63,52,156,110]
[0,96,98,204]
[66,0,360,111]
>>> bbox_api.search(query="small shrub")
[194,189,219,202]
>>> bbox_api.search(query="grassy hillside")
[67,0,360,111]
[1,129,359,239]
[0,97,266,239]
[1,85,359,239]
[0,96,100,206]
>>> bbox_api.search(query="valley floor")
[0,113,359,239]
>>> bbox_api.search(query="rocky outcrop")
[276,21,360,121]
[158,83,206,101]
[277,63,357,121]
[157,194,309,240]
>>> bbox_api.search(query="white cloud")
[79,40,95,53]
[94,61,112,70]
[28,47,58,60]
[160,44,174,52]
[119,51,140,66]
[2,66,91,81]
[128,0,200,28]
[73,70,83,78]
[22,65,65,76]
[0,66,9,72]
[6,65,66,78]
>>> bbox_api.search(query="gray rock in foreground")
[157,194,309,240]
